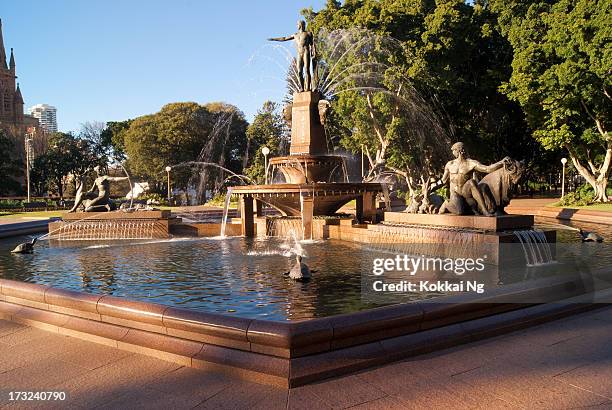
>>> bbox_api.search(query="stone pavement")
[0,306,611,409]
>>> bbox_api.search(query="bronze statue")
[478,158,524,215]
[269,20,317,92]
[68,166,129,212]
[437,142,512,216]
[317,99,331,126]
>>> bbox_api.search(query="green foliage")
[207,192,238,207]
[243,101,288,183]
[0,129,23,195]
[556,184,596,207]
[133,192,168,206]
[0,199,22,209]
[30,132,101,198]
[121,102,248,196]
[99,120,132,161]
[305,0,537,188]
[492,0,611,200]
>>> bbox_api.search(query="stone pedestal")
[301,196,314,240]
[383,212,534,232]
[48,210,178,240]
[290,91,327,155]
[240,196,254,237]
[356,191,377,223]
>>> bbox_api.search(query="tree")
[0,129,23,195]
[99,120,133,161]
[39,132,99,198]
[493,0,611,201]
[304,0,536,197]
[79,121,116,165]
[121,102,248,200]
[244,101,288,183]
[201,102,249,194]
[29,155,51,196]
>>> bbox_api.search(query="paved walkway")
[1,306,611,409]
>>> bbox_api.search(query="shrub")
[0,199,23,209]
[556,184,595,207]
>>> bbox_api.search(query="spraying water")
[220,187,234,237]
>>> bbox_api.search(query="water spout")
[220,187,233,237]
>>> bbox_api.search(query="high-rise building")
[28,104,58,133]
[0,18,38,136]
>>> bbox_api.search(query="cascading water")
[267,217,303,238]
[220,187,233,237]
[380,183,391,211]
[48,219,158,241]
[513,230,554,266]
[367,223,482,261]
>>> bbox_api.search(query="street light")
[261,146,270,185]
[361,144,365,179]
[561,158,568,198]
[165,166,172,204]
[24,132,34,203]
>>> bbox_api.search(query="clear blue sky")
[2,0,326,132]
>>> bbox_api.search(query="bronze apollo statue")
[268,20,318,92]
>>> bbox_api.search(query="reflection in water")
[1,219,610,321]
[535,217,612,243]
[1,236,384,320]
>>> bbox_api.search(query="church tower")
[0,18,33,133]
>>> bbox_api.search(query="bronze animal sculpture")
[285,255,311,281]
[478,159,525,215]
[11,237,37,254]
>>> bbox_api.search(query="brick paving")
[0,306,611,409]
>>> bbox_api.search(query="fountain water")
[267,217,303,238]
[220,187,233,237]
[513,229,554,266]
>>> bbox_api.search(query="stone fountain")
[47,167,180,241]
[232,21,383,239]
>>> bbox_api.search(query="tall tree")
[79,121,116,165]
[121,102,248,199]
[304,0,536,195]
[99,119,133,161]
[40,132,98,198]
[493,0,611,201]
[244,101,288,183]
[0,129,23,195]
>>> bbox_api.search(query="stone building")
[0,18,39,137]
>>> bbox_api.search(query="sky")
[1,0,326,132]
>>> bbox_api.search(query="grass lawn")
[0,210,67,219]
[547,202,612,212]
[0,206,225,220]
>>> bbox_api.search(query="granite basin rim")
[0,274,609,388]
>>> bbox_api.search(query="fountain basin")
[0,274,608,387]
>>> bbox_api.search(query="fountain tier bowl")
[231,182,383,216]
[269,155,345,184]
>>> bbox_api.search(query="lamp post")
[261,146,270,185]
[361,144,365,179]
[24,132,33,203]
[561,157,567,198]
[165,166,172,205]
